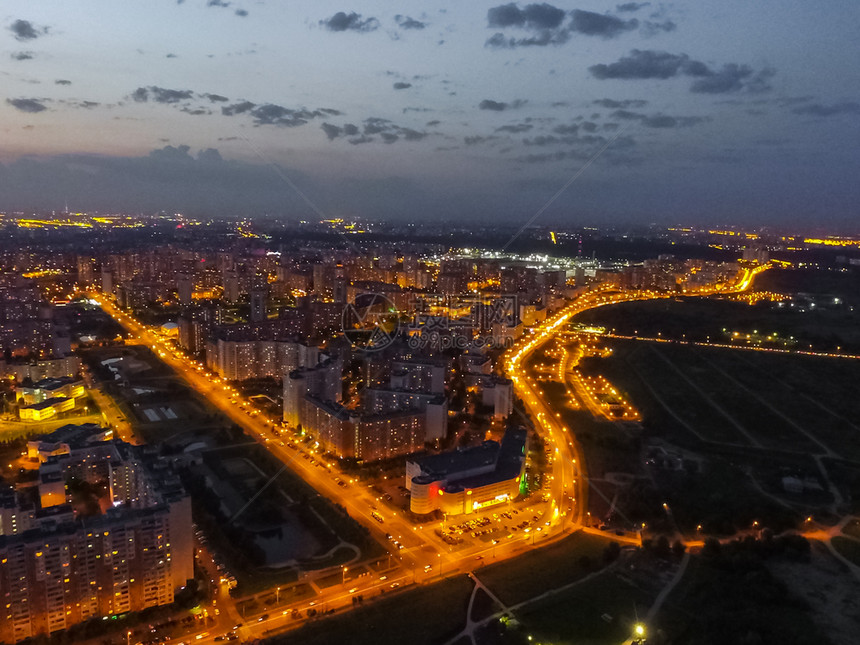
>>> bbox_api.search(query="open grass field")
[268,575,474,645]
[511,565,658,645]
[581,338,860,464]
[476,530,614,607]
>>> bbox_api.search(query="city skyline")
[2,1,860,227]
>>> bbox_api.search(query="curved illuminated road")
[502,264,768,534]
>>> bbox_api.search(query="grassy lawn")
[578,335,860,463]
[512,567,655,645]
[477,530,614,607]
[266,575,474,645]
[831,536,860,567]
[470,587,504,623]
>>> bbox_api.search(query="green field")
[509,566,657,645]
[476,530,614,607]
[266,576,474,645]
[579,338,860,463]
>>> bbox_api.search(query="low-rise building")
[407,428,528,516]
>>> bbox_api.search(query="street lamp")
[633,623,646,641]
[342,566,348,585]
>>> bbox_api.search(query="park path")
[645,551,689,622]
[443,563,622,645]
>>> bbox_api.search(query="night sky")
[2,1,859,228]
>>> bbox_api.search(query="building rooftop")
[412,440,500,480]
[23,396,71,410]
[412,428,528,491]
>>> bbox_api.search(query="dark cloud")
[570,10,638,38]
[486,4,656,48]
[400,128,427,141]
[220,99,335,126]
[321,123,342,140]
[608,109,710,128]
[589,49,691,79]
[485,3,569,48]
[9,19,47,41]
[363,117,390,134]
[247,104,316,127]
[221,101,255,115]
[426,120,441,126]
[235,9,248,17]
[590,50,775,93]
[203,93,229,102]
[479,99,527,112]
[593,98,648,108]
[393,82,412,90]
[641,114,708,128]
[485,30,569,48]
[131,86,195,103]
[7,98,47,113]
[11,51,34,61]
[616,2,649,11]
[394,15,426,30]
[480,99,508,111]
[207,0,230,6]
[320,12,379,33]
[487,3,528,27]
[791,101,860,117]
[487,3,566,29]
[553,123,579,135]
[496,123,533,133]
[610,109,642,120]
[55,79,72,85]
[323,118,428,143]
